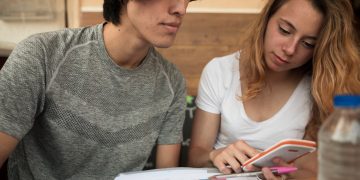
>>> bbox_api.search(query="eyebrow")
[279,18,318,40]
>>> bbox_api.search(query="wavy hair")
[240,0,360,140]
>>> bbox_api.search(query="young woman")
[188,0,360,179]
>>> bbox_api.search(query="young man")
[0,0,194,179]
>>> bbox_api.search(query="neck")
[265,68,305,87]
[103,22,150,69]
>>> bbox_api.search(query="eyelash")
[279,26,290,35]
[278,26,315,49]
[302,41,315,49]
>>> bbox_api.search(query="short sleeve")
[156,64,187,145]
[196,58,227,114]
[0,36,46,139]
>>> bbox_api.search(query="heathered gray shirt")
[0,23,186,180]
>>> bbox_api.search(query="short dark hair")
[103,0,128,25]
[103,0,197,25]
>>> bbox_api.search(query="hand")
[261,158,295,180]
[209,140,260,174]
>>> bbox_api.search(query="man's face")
[123,0,192,48]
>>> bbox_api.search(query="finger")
[234,140,260,158]
[229,141,258,168]
[218,164,232,174]
[280,174,288,180]
[272,157,294,167]
[231,150,249,171]
[213,157,232,174]
[243,164,260,172]
[214,156,233,174]
[221,149,242,173]
[262,167,281,180]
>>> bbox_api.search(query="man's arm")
[0,132,18,167]
[155,144,181,168]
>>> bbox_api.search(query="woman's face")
[263,0,324,73]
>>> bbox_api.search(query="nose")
[282,37,297,56]
[170,0,189,17]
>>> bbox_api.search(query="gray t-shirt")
[0,23,186,180]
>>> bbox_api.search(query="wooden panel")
[80,12,104,27]
[157,45,240,96]
[80,12,258,96]
[171,13,256,46]
[158,13,257,96]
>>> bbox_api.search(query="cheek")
[264,30,273,52]
[296,50,314,65]
[264,27,280,51]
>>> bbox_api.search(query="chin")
[149,34,177,48]
[152,40,175,48]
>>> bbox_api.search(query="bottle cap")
[334,95,360,107]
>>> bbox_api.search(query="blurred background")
[0,0,359,95]
[0,0,359,178]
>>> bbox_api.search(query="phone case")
[242,139,316,170]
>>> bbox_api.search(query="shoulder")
[19,24,101,51]
[201,51,240,84]
[151,48,186,88]
[151,48,184,78]
[204,51,239,74]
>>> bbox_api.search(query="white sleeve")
[195,58,227,114]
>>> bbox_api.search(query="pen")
[212,167,297,179]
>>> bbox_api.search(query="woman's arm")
[156,144,181,168]
[188,108,221,168]
[0,132,18,167]
[292,151,317,179]
[188,108,259,174]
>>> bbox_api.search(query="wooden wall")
[80,12,258,96]
[157,13,257,96]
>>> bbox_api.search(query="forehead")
[272,0,324,35]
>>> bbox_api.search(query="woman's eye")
[302,41,315,49]
[279,26,290,35]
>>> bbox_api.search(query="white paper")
[114,167,258,180]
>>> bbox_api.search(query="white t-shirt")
[196,52,312,151]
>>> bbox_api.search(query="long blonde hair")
[240,0,360,140]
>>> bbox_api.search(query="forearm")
[290,151,318,179]
[0,132,18,167]
[156,144,181,168]
[188,147,214,167]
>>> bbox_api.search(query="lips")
[273,53,289,64]
[161,22,181,33]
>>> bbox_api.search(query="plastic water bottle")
[318,95,360,180]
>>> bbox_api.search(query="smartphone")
[242,139,316,170]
